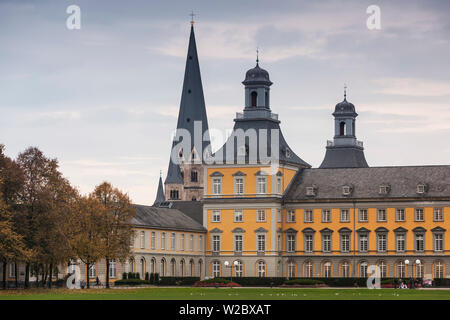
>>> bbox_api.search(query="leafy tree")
[92,182,135,288]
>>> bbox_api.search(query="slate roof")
[285,166,450,201]
[153,176,165,206]
[169,201,203,225]
[133,204,206,233]
[319,146,369,168]
[165,25,211,184]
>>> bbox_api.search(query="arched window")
[341,261,350,278]
[235,260,243,277]
[251,91,257,107]
[287,261,296,278]
[257,260,266,277]
[304,261,313,277]
[189,259,194,276]
[171,258,176,276]
[109,259,117,278]
[323,261,332,277]
[161,258,166,276]
[378,260,387,278]
[191,170,198,182]
[397,261,406,278]
[213,261,221,278]
[140,258,146,278]
[340,121,346,136]
[416,260,424,278]
[129,258,134,273]
[180,259,185,277]
[199,259,203,278]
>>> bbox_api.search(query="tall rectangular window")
[190,234,194,251]
[287,210,296,222]
[257,234,266,252]
[234,210,243,222]
[199,235,203,251]
[140,231,145,249]
[305,234,314,253]
[396,208,405,221]
[415,234,424,252]
[377,234,387,252]
[340,209,350,222]
[377,209,387,222]
[415,208,424,221]
[276,177,282,194]
[257,209,266,222]
[304,209,313,223]
[359,234,368,252]
[322,234,331,253]
[151,232,156,249]
[234,235,243,252]
[235,177,244,195]
[434,233,444,252]
[359,209,368,222]
[434,208,444,221]
[161,232,165,250]
[256,177,267,194]
[212,235,221,252]
[341,234,350,253]
[180,234,185,251]
[212,178,222,195]
[396,234,405,252]
[287,234,296,252]
[322,209,331,222]
[170,233,176,250]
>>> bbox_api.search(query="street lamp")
[224,261,239,283]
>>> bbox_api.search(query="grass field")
[1,287,450,300]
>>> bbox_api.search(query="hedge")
[158,277,200,286]
[114,278,148,286]
[284,279,325,286]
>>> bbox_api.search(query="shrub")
[284,279,325,286]
[145,272,149,281]
[159,277,201,286]
[114,278,148,286]
[122,272,128,280]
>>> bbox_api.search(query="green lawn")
[1,287,450,300]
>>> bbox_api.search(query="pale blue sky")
[1,0,449,204]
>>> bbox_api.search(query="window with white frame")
[379,185,389,195]
[304,261,313,277]
[377,233,387,252]
[140,231,145,249]
[434,208,444,221]
[257,234,266,252]
[235,261,243,277]
[257,209,266,222]
[212,235,221,252]
[415,208,424,221]
[360,262,368,277]
[151,232,156,250]
[234,234,243,252]
[277,234,282,252]
[322,209,331,222]
[8,263,15,278]
[235,177,244,195]
[340,209,350,222]
[377,209,387,222]
[342,186,352,195]
[288,262,296,277]
[416,261,424,278]
[306,186,316,196]
[396,233,406,252]
[181,234,185,251]
[322,234,332,253]
[199,235,203,251]
[190,234,194,251]
[341,233,350,253]
[256,177,267,194]
[212,178,222,195]
[379,261,387,278]
[234,210,243,222]
[359,234,368,252]
[88,264,96,278]
[287,234,296,252]
[213,261,220,278]
[341,261,350,278]
[109,259,117,278]
[434,261,444,278]
[434,233,444,252]
[416,184,426,194]
[257,261,266,277]
[170,233,176,250]
[323,262,332,277]
[396,208,405,222]
[161,232,166,250]
[359,209,368,222]
[305,234,314,253]
[287,210,296,222]
[304,209,313,223]
[212,210,221,222]
[415,233,425,252]
[397,261,406,278]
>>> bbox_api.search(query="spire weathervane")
[256,47,259,65]
[189,10,196,25]
[344,83,347,100]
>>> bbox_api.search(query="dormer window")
[306,186,316,197]
[342,185,352,196]
[417,184,426,194]
[379,185,390,195]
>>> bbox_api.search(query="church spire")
[153,172,165,206]
[165,23,210,185]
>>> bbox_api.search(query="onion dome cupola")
[319,88,369,168]
[212,56,310,168]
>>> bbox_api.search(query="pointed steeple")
[153,172,165,206]
[165,24,211,184]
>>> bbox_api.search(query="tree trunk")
[106,259,110,288]
[48,263,53,289]
[24,263,30,289]
[86,263,90,289]
[2,262,6,290]
[14,262,18,288]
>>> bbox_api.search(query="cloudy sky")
[1,0,449,205]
